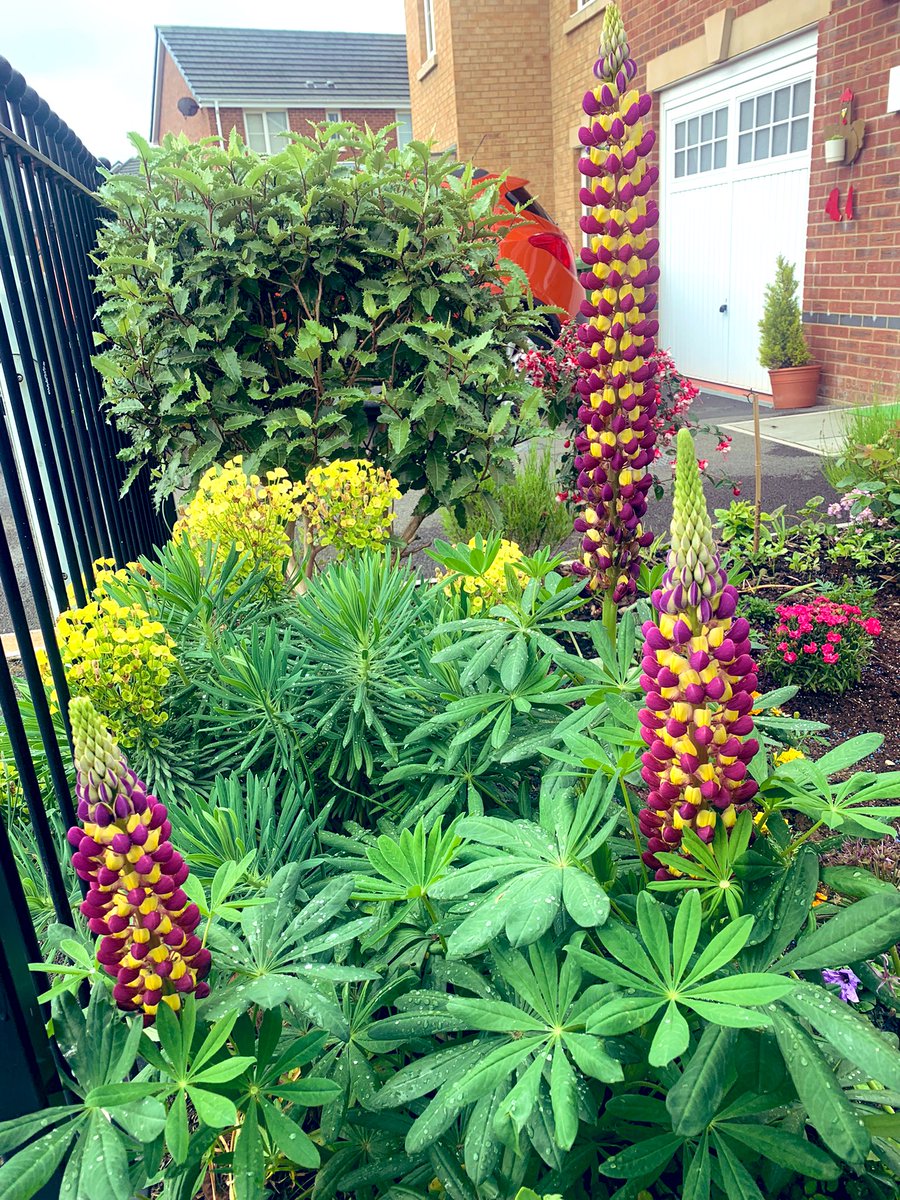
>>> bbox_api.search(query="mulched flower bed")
[789,585,900,770]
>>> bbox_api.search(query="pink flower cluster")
[774,598,881,667]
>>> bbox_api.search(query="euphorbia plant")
[638,429,760,876]
[572,2,660,635]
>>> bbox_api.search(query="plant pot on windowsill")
[767,363,821,409]
[824,136,846,165]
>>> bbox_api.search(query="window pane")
[700,142,712,172]
[754,127,770,159]
[771,122,789,156]
[756,92,772,125]
[715,107,727,137]
[739,99,754,132]
[701,111,713,140]
[793,79,811,116]
[738,132,753,163]
[266,111,288,134]
[674,150,685,178]
[687,116,699,145]
[790,117,809,152]
[686,146,698,174]
[773,87,791,122]
[675,121,686,150]
[714,139,727,168]
[245,112,264,136]
[395,110,413,148]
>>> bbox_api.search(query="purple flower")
[821,967,861,1003]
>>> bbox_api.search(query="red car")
[472,169,582,335]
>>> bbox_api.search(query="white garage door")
[659,32,817,393]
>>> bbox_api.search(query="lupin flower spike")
[572,2,660,617]
[637,429,760,878]
[66,697,211,1022]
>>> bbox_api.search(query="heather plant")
[441,444,572,554]
[93,124,547,521]
[764,596,881,694]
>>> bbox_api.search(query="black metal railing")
[0,55,169,1149]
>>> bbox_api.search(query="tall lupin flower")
[572,3,660,621]
[638,430,759,878]
[66,697,211,1021]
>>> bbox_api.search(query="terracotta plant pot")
[768,364,821,409]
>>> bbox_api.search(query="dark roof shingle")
[157,26,410,108]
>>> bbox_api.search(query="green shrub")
[758,255,813,369]
[441,444,571,553]
[93,125,549,516]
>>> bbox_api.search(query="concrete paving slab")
[719,406,852,457]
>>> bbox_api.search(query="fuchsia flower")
[638,429,759,878]
[66,697,211,1023]
[571,2,660,603]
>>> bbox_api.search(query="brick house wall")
[404,0,461,155]
[407,0,899,402]
[154,52,401,151]
[153,48,216,140]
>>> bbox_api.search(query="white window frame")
[662,31,816,198]
[576,0,595,9]
[423,0,436,59]
[325,109,342,124]
[394,110,413,148]
[243,110,289,155]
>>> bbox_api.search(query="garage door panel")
[726,165,812,392]
[659,33,816,392]
[660,182,731,383]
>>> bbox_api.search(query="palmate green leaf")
[550,1041,579,1151]
[777,892,900,973]
[188,1087,238,1129]
[667,1025,737,1137]
[494,1054,544,1145]
[682,1132,712,1200]
[771,1011,870,1166]
[711,1132,765,1200]
[405,1037,541,1153]
[720,1121,840,1180]
[259,1097,320,1168]
[649,1001,691,1066]
[0,1106,73,1155]
[685,974,794,1006]
[232,1102,266,1200]
[563,1031,623,1082]
[0,1121,77,1200]
[600,1132,683,1179]
[784,982,900,1089]
[682,912,755,986]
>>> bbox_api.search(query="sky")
[4,0,407,163]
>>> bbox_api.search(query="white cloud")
[5,0,406,162]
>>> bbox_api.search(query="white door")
[659,33,817,392]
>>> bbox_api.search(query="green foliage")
[442,444,572,554]
[94,126,548,509]
[758,255,813,369]
[8,529,900,1200]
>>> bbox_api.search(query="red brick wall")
[195,107,400,150]
[154,49,214,141]
[803,0,900,402]
[542,0,899,403]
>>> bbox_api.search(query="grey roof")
[111,156,142,175]
[157,26,410,107]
